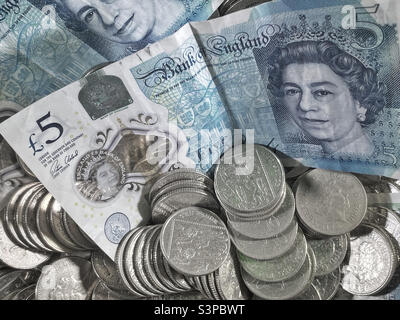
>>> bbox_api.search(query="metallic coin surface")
[4,182,40,248]
[62,211,95,250]
[36,193,70,252]
[11,284,37,300]
[151,180,214,209]
[16,155,36,178]
[115,228,145,297]
[296,169,367,236]
[293,284,322,300]
[152,188,220,224]
[0,209,51,269]
[91,281,140,300]
[160,241,192,291]
[132,226,164,295]
[35,257,96,300]
[149,169,213,202]
[21,186,52,251]
[341,224,397,296]
[91,250,128,292]
[47,199,83,251]
[227,185,295,239]
[0,269,40,299]
[363,206,400,262]
[312,268,341,300]
[214,144,285,214]
[241,246,316,300]
[214,246,251,300]
[13,184,44,249]
[308,234,349,276]
[151,231,186,292]
[237,228,307,282]
[206,272,222,300]
[142,226,175,294]
[160,207,230,276]
[123,227,156,296]
[231,219,298,260]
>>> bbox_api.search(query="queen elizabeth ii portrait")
[261,40,386,156]
[28,0,215,60]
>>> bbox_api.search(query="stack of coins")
[149,169,220,224]
[116,224,194,297]
[294,169,368,238]
[160,206,249,300]
[1,182,95,270]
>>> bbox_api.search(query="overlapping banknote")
[2,0,400,259]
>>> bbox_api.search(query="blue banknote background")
[132,0,400,178]
[0,0,106,107]
[26,0,222,61]
[131,36,234,172]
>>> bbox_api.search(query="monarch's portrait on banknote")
[251,9,396,165]
[27,0,223,60]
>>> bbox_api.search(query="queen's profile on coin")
[266,40,386,156]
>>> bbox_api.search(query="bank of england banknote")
[2,0,400,258]
[25,0,225,61]
[126,0,400,178]
[0,0,107,107]
[0,22,232,259]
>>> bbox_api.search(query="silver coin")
[219,0,272,15]
[214,144,285,214]
[237,228,307,282]
[160,207,230,276]
[62,210,95,250]
[91,281,140,300]
[0,210,51,269]
[151,230,186,293]
[192,276,210,298]
[227,185,295,239]
[293,284,322,300]
[4,182,40,248]
[91,250,128,292]
[13,183,44,249]
[36,193,71,252]
[296,169,367,236]
[363,206,400,263]
[142,226,176,294]
[47,198,83,251]
[16,154,36,178]
[363,180,400,193]
[341,224,397,295]
[151,180,214,209]
[241,246,316,300]
[152,188,220,224]
[132,226,164,296]
[21,186,53,252]
[36,257,97,300]
[160,240,192,291]
[231,219,298,260]
[123,226,157,296]
[308,234,349,276]
[0,269,40,299]
[149,169,213,202]
[206,272,222,300]
[142,291,209,300]
[199,275,216,300]
[312,268,341,300]
[214,245,251,300]
[10,284,37,300]
[115,228,145,297]
[0,139,17,170]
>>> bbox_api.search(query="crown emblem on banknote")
[275,14,382,70]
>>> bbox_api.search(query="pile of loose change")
[2,143,400,299]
